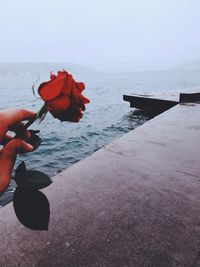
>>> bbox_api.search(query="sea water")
[0,63,200,206]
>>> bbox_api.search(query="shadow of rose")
[13,187,50,230]
[12,162,52,231]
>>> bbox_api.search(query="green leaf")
[27,130,42,151]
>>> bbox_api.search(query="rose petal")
[46,94,70,111]
[62,74,73,96]
[38,77,66,101]
[38,70,89,123]
[76,82,85,92]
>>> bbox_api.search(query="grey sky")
[0,0,199,65]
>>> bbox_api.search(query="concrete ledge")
[123,94,178,113]
[180,92,200,102]
[0,103,200,266]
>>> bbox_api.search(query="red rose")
[38,71,89,122]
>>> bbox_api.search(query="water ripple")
[1,63,200,205]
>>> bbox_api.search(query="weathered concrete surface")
[0,103,200,267]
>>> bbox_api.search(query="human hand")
[0,109,36,195]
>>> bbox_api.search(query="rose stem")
[15,104,47,137]
[23,114,37,130]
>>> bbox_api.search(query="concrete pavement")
[0,102,200,266]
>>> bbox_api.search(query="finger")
[9,122,31,139]
[0,109,36,141]
[2,139,33,160]
[0,139,33,195]
[2,109,36,127]
[0,134,13,145]
[9,121,25,132]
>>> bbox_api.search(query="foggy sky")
[0,0,199,65]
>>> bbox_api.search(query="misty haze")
[0,0,200,69]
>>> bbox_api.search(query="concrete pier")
[123,89,200,113]
[0,102,200,266]
[123,94,178,113]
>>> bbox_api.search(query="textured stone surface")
[0,103,200,267]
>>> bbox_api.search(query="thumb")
[0,139,33,195]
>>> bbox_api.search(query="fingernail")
[26,143,33,151]
[27,131,31,138]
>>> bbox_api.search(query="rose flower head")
[38,71,89,122]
